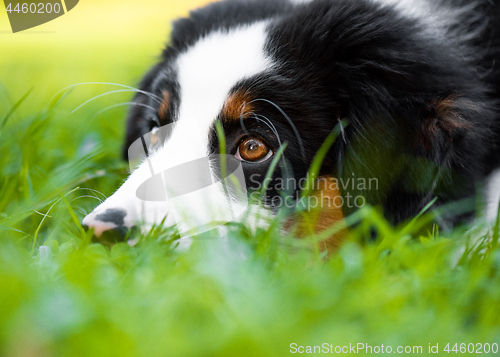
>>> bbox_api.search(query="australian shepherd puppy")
[83,0,500,249]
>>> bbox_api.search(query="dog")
[83,0,500,249]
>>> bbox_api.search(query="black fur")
[124,0,500,227]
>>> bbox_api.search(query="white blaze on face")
[83,21,273,238]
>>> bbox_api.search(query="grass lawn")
[1,1,500,356]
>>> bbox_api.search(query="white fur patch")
[171,20,272,165]
[84,21,274,240]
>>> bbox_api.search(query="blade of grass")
[58,188,87,238]
[492,198,500,251]
[300,119,348,199]
[258,143,288,199]
[399,197,438,235]
[31,187,81,254]
[0,88,32,140]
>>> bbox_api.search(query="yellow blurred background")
[0,0,213,108]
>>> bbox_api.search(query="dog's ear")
[416,95,476,163]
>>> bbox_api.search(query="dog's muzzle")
[82,208,130,244]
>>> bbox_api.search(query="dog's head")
[83,0,497,245]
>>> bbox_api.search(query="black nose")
[97,226,129,245]
[95,208,127,226]
[82,208,129,246]
[82,223,128,245]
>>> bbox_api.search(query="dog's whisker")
[253,113,283,148]
[71,195,104,204]
[51,82,162,104]
[240,111,283,150]
[249,98,306,162]
[75,187,108,200]
[338,116,347,143]
[72,89,146,113]
[75,208,89,216]
[238,111,251,137]
[93,102,156,118]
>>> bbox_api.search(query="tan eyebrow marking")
[222,89,254,122]
[159,91,171,122]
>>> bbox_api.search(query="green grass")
[1,85,499,357]
[1,2,500,354]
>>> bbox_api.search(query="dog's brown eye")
[236,137,272,163]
